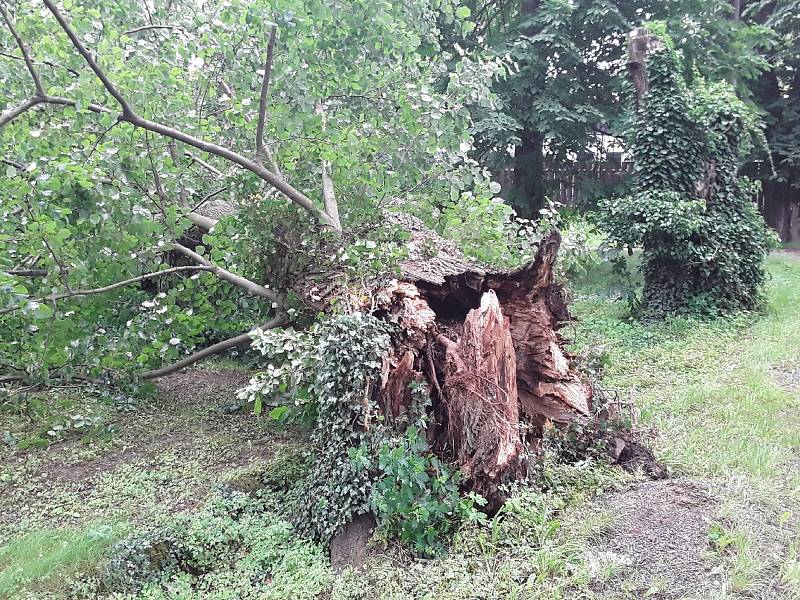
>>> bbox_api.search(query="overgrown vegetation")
[2,0,799,598]
[599,38,774,318]
[1,257,798,598]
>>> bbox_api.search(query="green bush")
[368,425,486,556]
[103,489,332,598]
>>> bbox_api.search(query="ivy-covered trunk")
[599,29,772,319]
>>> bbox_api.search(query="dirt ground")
[0,369,305,543]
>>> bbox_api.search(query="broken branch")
[255,24,277,166]
[171,243,280,302]
[141,312,288,379]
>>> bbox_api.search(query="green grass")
[567,255,800,597]
[0,523,127,598]
[2,256,798,599]
[570,256,800,478]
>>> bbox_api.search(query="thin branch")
[185,187,227,230]
[42,0,134,115]
[0,265,212,315]
[83,121,119,164]
[141,312,287,379]
[184,150,222,177]
[0,0,43,94]
[255,24,277,165]
[28,2,341,230]
[122,24,186,36]
[22,201,71,289]
[315,101,341,230]
[191,187,227,212]
[171,243,279,302]
[0,50,79,76]
[39,94,113,114]
[0,94,113,129]
[145,132,167,202]
[0,95,43,129]
[1,157,23,170]
[4,269,49,276]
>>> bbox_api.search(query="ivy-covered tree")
[599,33,773,318]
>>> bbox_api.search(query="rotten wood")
[436,290,522,506]
[370,219,593,507]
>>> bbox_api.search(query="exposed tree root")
[374,225,594,508]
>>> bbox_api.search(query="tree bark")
[627,28,663,109]
[369,221,592,509]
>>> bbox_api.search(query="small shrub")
[369,425,486,556]
[173,513,242,573]
[102,528,184,593]
[260,448,314,491]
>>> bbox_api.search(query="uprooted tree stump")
[310,216,665,565]
[371,218,593,510]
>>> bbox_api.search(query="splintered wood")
[377,227,593,507]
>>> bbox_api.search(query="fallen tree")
[1,1,661,560]
[376,223,592,507]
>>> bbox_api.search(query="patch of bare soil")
[772,366,800,392]
[588,479,719,599]
[153,368,252,407]
[0,367,304,539]
[21,369,255,485]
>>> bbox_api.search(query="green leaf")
[32,303,53,320]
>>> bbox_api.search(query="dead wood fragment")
[436,290,522,504]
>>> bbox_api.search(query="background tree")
[449,0,770,217]
[742,0,800,242]
[599,34,772,318]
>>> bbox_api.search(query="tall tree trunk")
[762,180,800,243]
[729,0,741,20]
[509,131,547,218]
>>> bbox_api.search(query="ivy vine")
[599,41,774,318]
[291,313,393,544]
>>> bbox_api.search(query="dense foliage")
[101,489,330,598]
[0,0,502,384]
[452,0,770,216]
[599,42,773,318]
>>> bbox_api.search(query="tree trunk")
[508,131,547,218]
[761,179,800,243]
[627,28,663,109]
[373,220,592,509]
